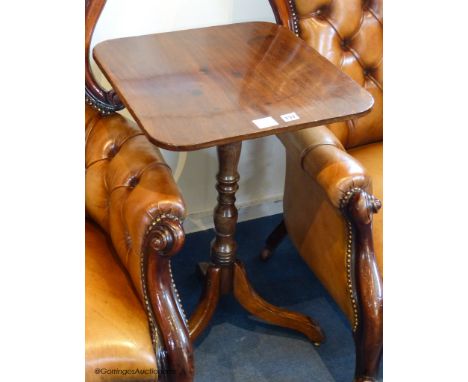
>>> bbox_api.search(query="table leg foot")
[233,261,325,344]
[188,266,221,341]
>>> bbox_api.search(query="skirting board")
[183,195,283,234]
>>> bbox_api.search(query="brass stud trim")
[287,0,300,36]
[85,88,124,115]
[339,186,380,331]
[340,188,364,332]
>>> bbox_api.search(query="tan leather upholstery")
[85,221,157,382]
[274,0,383,324]
[86,105,186,302]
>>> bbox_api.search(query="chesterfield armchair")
[85,1,193,381]
[263,1,383,381]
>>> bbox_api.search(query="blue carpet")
[173,214,383,381]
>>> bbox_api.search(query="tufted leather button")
[128,175,140,188]
[125,232,132,249]
[341,38,350,49]
[107,143,119,159]
[314,6,329,18]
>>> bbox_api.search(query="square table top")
[94,22,373,151]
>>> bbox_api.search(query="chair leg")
[354,328,383,382]
[343,189,383,382]
[353,268,383,382]
[353,257,383,382]
[260,219,287,261]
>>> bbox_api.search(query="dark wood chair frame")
[85,1,193,381]
[263,1,383,381]
[85,0,124,114]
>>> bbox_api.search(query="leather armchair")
[85,1,193,381]
[85,105,193,382]
[264,1,383,381]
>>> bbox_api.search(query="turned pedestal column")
[188,142,324,344]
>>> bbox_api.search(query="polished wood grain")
[93,22,373,151]
[210,142,242,294]
[233,261,324,344]
[188,266,221,341]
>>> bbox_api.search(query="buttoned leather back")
[294,0,382,149]
[85,105,185,300]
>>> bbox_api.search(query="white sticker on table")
[252,116,279,129]
[281,112,300,122]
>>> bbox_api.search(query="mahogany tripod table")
[94,22,373,345]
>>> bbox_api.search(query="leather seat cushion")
[348,141,382,274]
[85,220,157,381]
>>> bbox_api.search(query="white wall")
[91,0,284,232]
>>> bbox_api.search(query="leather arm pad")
[85,105,186,301]
[278,126,372,209]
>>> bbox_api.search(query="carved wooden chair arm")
[85,0,124,114]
